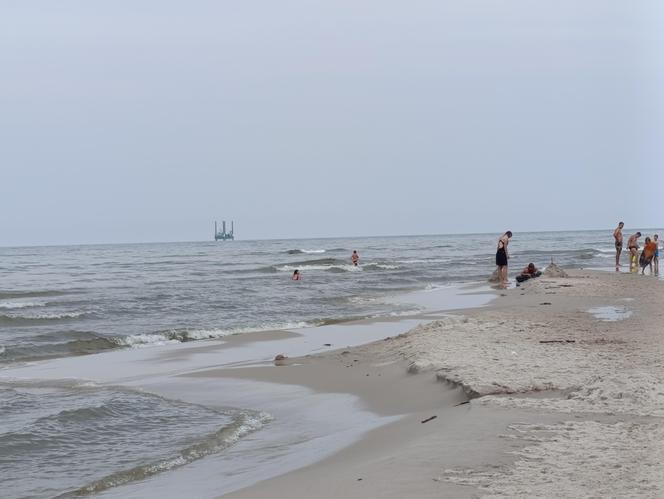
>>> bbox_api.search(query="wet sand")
[215,269,664,498]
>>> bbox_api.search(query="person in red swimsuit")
[351,251,359,266]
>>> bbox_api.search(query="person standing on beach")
[640,237,658,275]
[627,231,641,272]
[495,231,512,288]
[351,250,359,266]
[654,234,660,275]
[613,221,624,270]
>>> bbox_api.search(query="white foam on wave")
[29,311,85,320]
[364,262,400,270]
[277,262,397,273]
[116,322,312,348]
[396,258,452,264]
[276,264,360,272]
[115,333,182,348]
[299,249,326,254]
[0,300,47,309]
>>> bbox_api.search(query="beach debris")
[323,343,332,346]
[274,354,288,366]
[341,350,351,355]
[357,478,363,481]
[540,302,552,305]
[454,400,470,407]
[421,415,437,424]
[543,260,569,278]
[540,340,576,344]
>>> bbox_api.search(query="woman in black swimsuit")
[496,231,512,288]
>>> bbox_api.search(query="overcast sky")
[1,1,662,245]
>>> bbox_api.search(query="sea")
[0,229,659,498]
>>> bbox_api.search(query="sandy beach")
[213,269,664,498]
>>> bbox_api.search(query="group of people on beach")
[613,222,659,275]
[495,224,661,289]
[291,250,360,280]
[495,231,540,288]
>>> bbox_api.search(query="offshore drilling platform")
[214,220,234,241]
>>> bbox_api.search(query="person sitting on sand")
[627,232,641,272]
[351,250,359,266]
[516,263,542,283]
[640,237,657,275]
[291,269,301,280]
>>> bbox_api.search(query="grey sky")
[1,1,662,245]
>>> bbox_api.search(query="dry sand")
[202,270,664,498]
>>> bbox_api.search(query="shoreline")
[4,269,663,497]
[215,268,664,498]
[0,282,496,498]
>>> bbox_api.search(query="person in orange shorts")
[640,237,658,275]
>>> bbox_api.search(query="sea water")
[0,229,659,497]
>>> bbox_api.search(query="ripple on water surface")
[0,383,268,498]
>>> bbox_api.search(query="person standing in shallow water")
[351,250,359,266]
[495,231,512,289]
[654,234,660,276]
[613,221,624,270]
[627,231,641,273]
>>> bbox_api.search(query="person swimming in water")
[291,269,301,280]
[351,250,359,266]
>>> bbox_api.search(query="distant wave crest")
[286,249,326,254]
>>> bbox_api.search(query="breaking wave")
[114,322,311,348]
[286,248,326,254]
[0,322,313,364]
[0,311,86,325]
[273,257,399,273]
[0,290,69,299]
[0,300,48,309]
